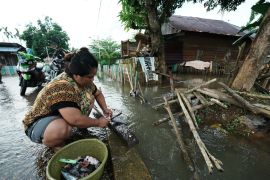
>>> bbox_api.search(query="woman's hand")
[103,107,113,118]
[97,116,110,128]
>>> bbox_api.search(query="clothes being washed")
[60,155,100,179]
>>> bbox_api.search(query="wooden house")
[161,15,252,75]
[0,42,25,75]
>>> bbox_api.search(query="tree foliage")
[89,38,121,65]
[0,27,15,40]
[119,0,246,31]
[20,16,70,58]
[241,0,270,32]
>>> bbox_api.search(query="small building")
[0,42,25,75]
[161,15,252,74]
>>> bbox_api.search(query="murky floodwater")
[0,74,270,180]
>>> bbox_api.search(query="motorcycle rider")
[17,48,45,81]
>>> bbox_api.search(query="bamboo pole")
[179,92,199,129]
[235,90,270,100]
[253,103,270,111]
[184,78,217,94]
[175,90,214,173]
[152,92,196,109]
[193,91,208,105]
[153,103,213,126]
[218,82,259,114]
[197,88,240,106]
[125,66,134,92]
[210,98,228,109]
[200,142,224,172]
[134,70,138,93]
[198,88,270,118]
[152,99,178,110]
[138,81,146,103]
[163,97,194,172]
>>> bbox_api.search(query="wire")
[96,0,103,32]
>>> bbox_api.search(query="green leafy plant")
[20,16,70,58]
[89,38,120,65]
[225,118,241,132]
[239,0,270,33]
[195,115,203,124]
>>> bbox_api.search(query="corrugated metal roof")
[169,15,245,36]
[0,47,20,52]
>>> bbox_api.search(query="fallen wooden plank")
[197,88,240,106]
[210,98,228,109]
[197,88,270,118]
[235,90,270,100]
[184,78,217,94]
[253,103,270,111]
[218,82,258,114]
[193,91,208,105]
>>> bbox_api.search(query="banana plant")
[239,0,270,33]
[233,0,270,45]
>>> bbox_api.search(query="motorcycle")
[16,51,46,96]
[43,48,66,82]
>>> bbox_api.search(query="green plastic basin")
[46,139,108,180]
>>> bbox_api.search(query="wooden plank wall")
[164,31,251,76]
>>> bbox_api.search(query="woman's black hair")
[65,47,98,76]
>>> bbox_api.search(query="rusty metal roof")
[0,47,21,52]
[169,15,245,36]
[0,42,25,52]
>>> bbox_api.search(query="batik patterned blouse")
[22,72,97,129]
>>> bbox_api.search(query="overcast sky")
[0,0,259,48]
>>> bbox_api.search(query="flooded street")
[0,76,47,179]
[1,75,270,179]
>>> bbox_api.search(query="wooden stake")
[126,66,134,92]
[163,97,194,172]
[138,81,146,103]
[175,90,214,174]
[200,142,224,172]
[179,92,199,129]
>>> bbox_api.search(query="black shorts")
[25,116,60,143]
